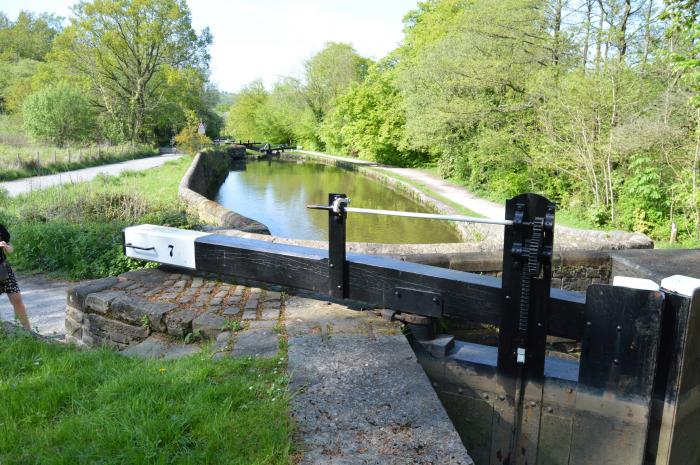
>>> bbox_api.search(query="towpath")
[296,149,504,219]
[0,273,69,339]
[1,152,181,197]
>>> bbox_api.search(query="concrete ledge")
[285,294,474,464]
[178,146,270,234]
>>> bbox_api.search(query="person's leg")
[7,292,30,330]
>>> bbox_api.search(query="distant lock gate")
[123,193,700,465]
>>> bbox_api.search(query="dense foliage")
[225,0,700,243]
[0,1,224,149]
[22,82,94,146]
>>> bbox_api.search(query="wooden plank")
[195,235,329,293]
[569,285,664,465]
[194,234,586,339]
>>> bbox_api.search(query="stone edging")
[178,146,270,234]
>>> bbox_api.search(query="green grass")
[0,329,293,464]
[0,114,161,181]
[0,156,196,280]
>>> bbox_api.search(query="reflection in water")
[215,160,462,244]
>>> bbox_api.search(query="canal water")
[215,160,462,243]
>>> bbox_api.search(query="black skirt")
[0,263,20,295]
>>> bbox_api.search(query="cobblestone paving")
[66,268,285,359]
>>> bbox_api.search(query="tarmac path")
[1,153,181,197]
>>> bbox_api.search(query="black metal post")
[492,193,556,465]
[329,193,348,299]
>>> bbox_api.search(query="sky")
[1,0,416,93]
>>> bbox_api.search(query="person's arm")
[0,241,13,254]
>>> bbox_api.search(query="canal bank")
[177,146,652,260]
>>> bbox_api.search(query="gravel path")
[1,153,181,197]
[0,273,69,338]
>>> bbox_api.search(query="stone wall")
[64,268,285,349]
[178,146,270,234]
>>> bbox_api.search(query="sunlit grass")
[0,329,293,465]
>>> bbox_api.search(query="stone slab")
[110,295,176,332]
[248,320,277,330]
[611,249,700,283]
[223,306,241,316]
[231,329,278,358]
[122,335,201,359]
[286,297,473,465]
[192,311,226,339]
[165,308,197,337]
[86,313,148,345]
[84,290,126,315]
[67,277,118,311]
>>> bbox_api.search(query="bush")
[22,82,95,147]
[174,125,212,155]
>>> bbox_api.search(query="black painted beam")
[195,233,586,340]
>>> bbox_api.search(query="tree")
[0,11,62,61]
[52,0,212,142]
[319,57,426,165]
[302,42,372,125]
[225,80,267,141]
[22,82,95,146]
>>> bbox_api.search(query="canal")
[215,159,462,243]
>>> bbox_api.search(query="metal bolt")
[394,290,400,296]
[329,263,334,268]
[432,297,439,303]
[616,325,622,331]
[505,295,511,300]
[613,358,620,365]
[547,406,554,413]
[530,401,536,407]
[586,321,592,327]
[499,394,505,401]
[457,388,464,394]
[567,388,574,394]
[337,285,342,289]
[483,393,489,400]
[537,322,543,327]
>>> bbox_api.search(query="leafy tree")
[225,80,267,141]
[0,11,62,61]
[302,42,372,126]
[52,0,212,143]
[22,81,95,146]
[319,58,426,165]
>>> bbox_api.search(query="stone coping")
[178,146,270,234]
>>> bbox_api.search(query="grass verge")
[0,156,195,280]
[0,143,160,182]
[0,328,293,464]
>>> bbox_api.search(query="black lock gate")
[125,192,700,465]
